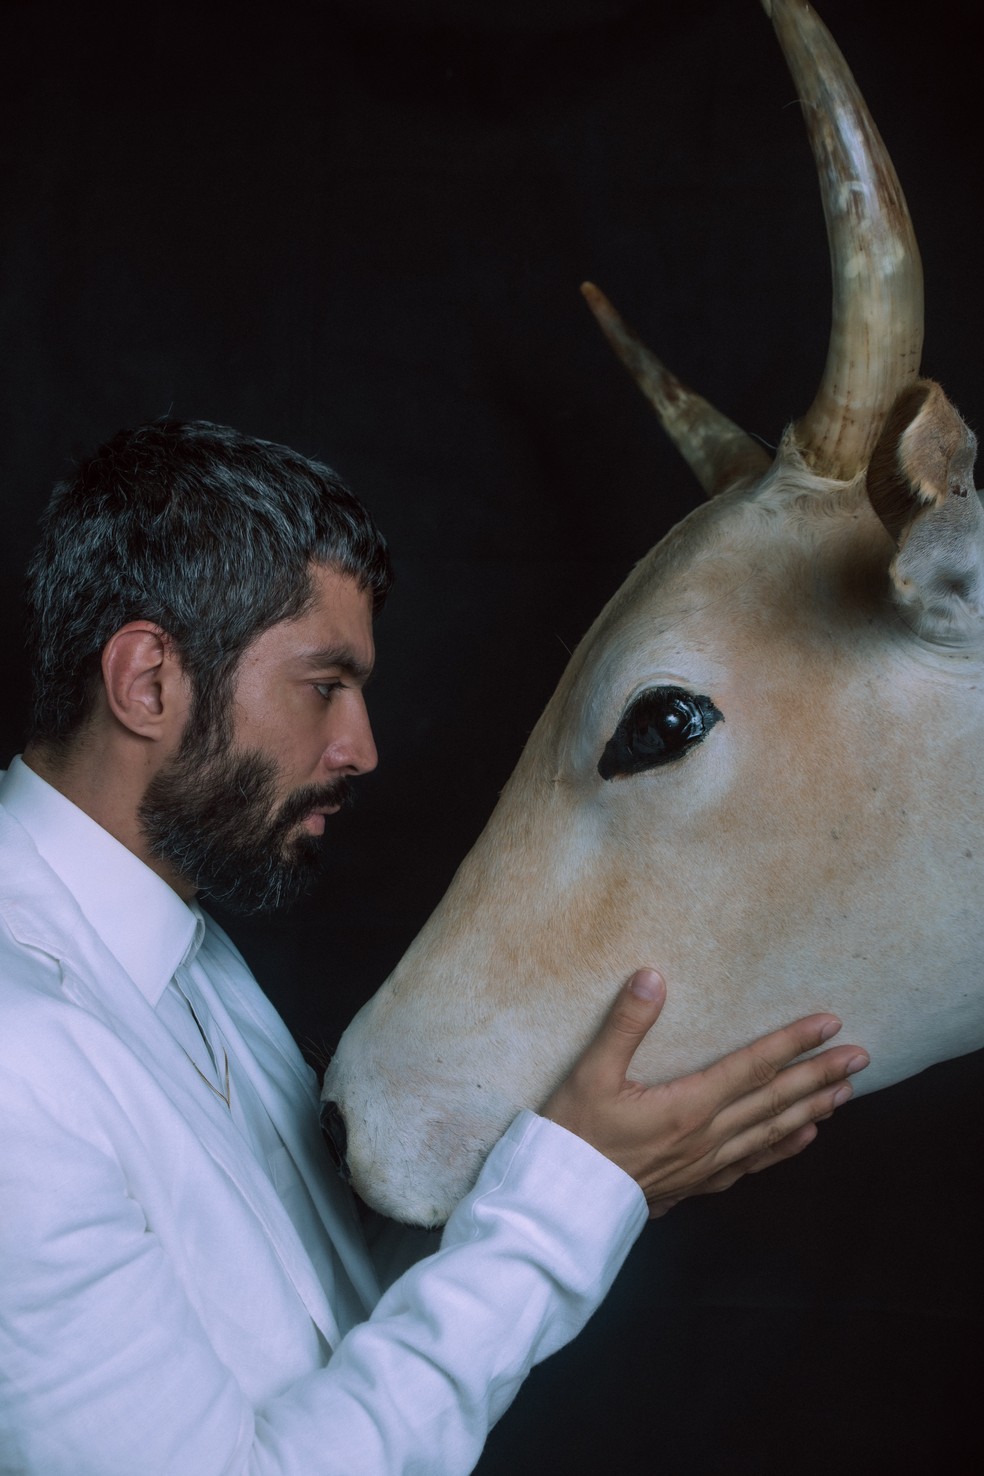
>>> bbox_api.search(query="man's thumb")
[626,969,665,1008]
[587,969,667,1088]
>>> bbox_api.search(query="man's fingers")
[545,972,870,1217]
[716,1041,869,1144]
[573,970,667,1092]
[650,1122,822,1216]
[698,1065,863,1174]
[631,1044,867,1203]
[718,1121,821,1185]
[699,1012,847,1103]
[743,1121,819,1174]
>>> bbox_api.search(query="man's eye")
[598,686,723,780]
[314,682,344,702]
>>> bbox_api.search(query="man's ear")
[101,623,189,740]
[866,378,984,644]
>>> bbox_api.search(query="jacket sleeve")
[252,1111,647,1474]
[0,1049,646,1476]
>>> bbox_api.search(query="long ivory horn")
[766,0,923,479]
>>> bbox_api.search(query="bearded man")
[0,420,868,1475]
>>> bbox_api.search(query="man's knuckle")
[688,1111,715,1143]
[608,1006,643,1038]
[749,1049,780,1089]
[666,1102,706,1142]
[762,1116,787,1150]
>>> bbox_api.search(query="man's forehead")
[308,565,374,637]
[241,566,375,676]
[307,562,374,617]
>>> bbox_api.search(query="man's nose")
[320,1099,351,1181]
[350,708,378,775]
[325,693,378,776]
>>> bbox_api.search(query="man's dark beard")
[138,740,353,915]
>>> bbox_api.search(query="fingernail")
[832,1083,853,1106]
[819,1018,842,1042]
[629,970,661,1001]
[846,1053,869,1075]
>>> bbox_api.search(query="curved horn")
[766,0,924,479]
[581,281,772,497]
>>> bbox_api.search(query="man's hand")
[542,969,869,1218]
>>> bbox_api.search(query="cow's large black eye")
[598,687,723,780]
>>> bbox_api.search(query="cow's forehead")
[565,483,884,685]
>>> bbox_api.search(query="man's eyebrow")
[299,647,374,682]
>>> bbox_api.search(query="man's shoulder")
[0,792,50,879]
[0,902,92,1103]
[0,802,83,957]
[0,800,96,1043]
[0,921,62,996]
[0,855,77,1020]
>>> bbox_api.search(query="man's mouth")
[279,779,354,839]
[300,803,343,836]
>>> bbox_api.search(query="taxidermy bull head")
[323,0,984,1226]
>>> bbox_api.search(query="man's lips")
[300,804,341,835]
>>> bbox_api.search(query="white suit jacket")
[0,796,646,1475]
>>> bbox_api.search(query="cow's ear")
[867,379,984,643]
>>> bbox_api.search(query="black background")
[2,2,982,1470]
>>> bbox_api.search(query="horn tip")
[580,281,624,338]
[580,280,608,310]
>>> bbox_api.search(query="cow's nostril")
[320,1100,351,1181]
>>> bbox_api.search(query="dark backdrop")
[3,2,982,1471]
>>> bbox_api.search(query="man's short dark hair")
[26,419,393,754]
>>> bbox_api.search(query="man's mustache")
[275,777,356,832]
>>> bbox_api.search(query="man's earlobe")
[101,623,181,739]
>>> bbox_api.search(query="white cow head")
[323,0,984,1226]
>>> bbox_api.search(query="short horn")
[766,0,924,480]
[581,281,771,498]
